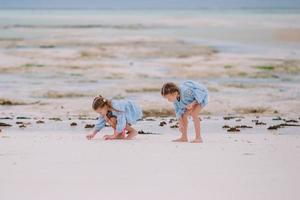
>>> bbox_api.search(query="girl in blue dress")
[161,80,208,143]
[86,95,143,140]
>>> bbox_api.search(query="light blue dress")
[94,99,143,133]
[174,80,208,119]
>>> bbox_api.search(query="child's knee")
[191,113,200,121]
[179,117,188,127]
[125,123,133,130]
[182,113,189,120]
[191,107,201,118]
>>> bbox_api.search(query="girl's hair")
[92,95,113,110]
[161,82,179,96]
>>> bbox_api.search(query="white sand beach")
[1,117,300,200]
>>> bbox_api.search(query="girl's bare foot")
[115,133,126,139]
[103,135,114,140]
[125,131,137,140]
[124,125,137,140]
[172,137,188,142]
[190,138,203,143]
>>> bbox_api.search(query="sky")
[0,0,300,9]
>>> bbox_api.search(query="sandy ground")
[1,117,300,200]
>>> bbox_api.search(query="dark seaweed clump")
[159,121,167,127]
[84,124,95,128]
[0,122,12,127]
[70,122,77,126]
[138,130,159,135]
[268,123,300,130]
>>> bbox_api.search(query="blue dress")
[174,80,208,119]
[94,99,143,133]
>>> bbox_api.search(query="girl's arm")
[115,112,126,134]
[86,117,106,140]
[86,129,98,140]
[103,113,126,140]
[174,102,185,119]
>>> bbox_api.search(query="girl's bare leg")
[190,104,203,143]
[104,117,125,139]
[125,124,137,140]
[173,113,189,142]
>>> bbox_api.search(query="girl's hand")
[86,132,96,140]
[103,135,111,140]
[103,134,116,140]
